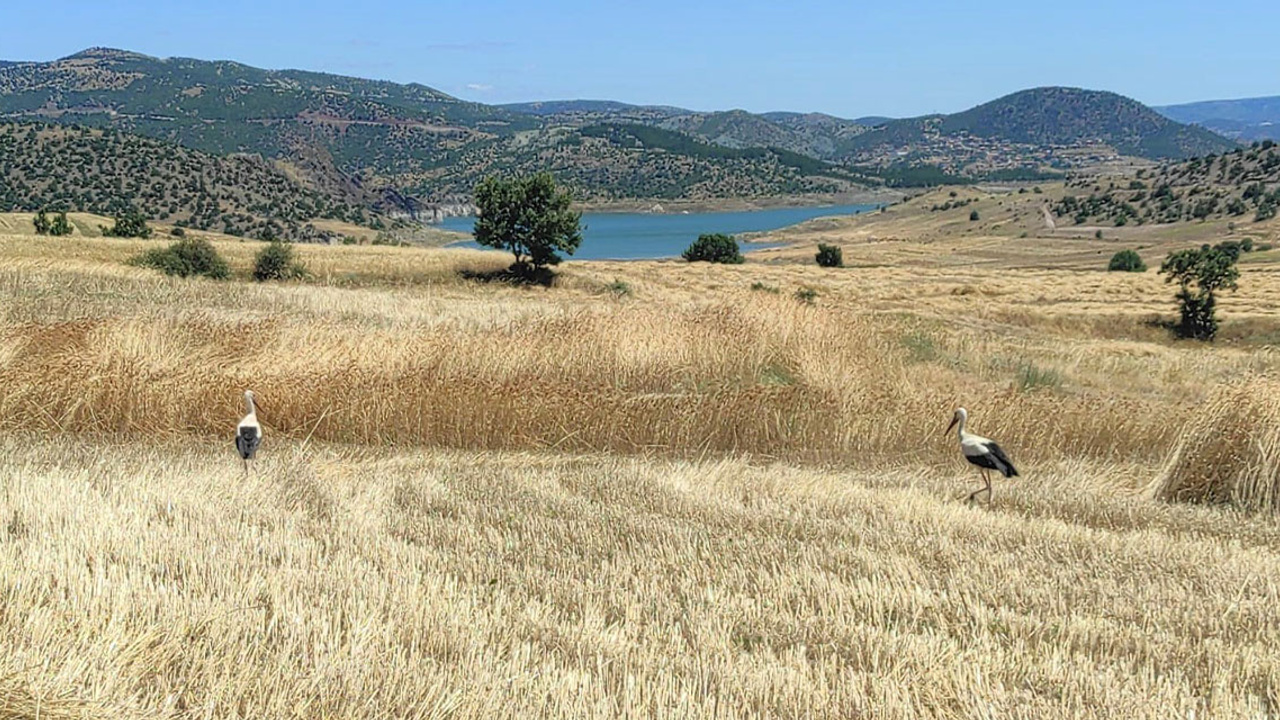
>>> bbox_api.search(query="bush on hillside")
[253,240,307,281]
[130,237,229,279]
[1107,249,1146,272]
[969,210,980,221]
[815,243,843,268]
[683,233,743,264]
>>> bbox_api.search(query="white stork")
[236,390,262,474]
[946,407,1019,502]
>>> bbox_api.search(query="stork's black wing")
[983,440,1018,478]
[236,426,261,460]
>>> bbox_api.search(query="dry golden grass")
[3,225,1280,716]
[3,437,1279,718]
[754,184,1280,272]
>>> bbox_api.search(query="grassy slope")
[2,229,1280,716]
[755,182,1280,271]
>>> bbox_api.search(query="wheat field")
[2,225,1280,718]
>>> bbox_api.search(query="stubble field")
[2,205,1280,717]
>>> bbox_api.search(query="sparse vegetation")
[683,233,744,264]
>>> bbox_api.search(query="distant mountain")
[0,49,864,205]
[841,87,1237,176]
[853,116,894,127]
[1157,96,1280,141]
[0,122,381,240]
[500,100,690,117]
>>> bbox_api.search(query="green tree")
[473,173,582,272]
[1107,249,1146,272]
[815,243,843,268]
[48,211,72,236]
[1159,242,1241,341]
[32,209,50,235]
[683,233,744,264]
[253,240,306,281]
[969,210,980,221]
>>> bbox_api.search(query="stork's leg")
[967,468,984,503]
[982,469,993,503]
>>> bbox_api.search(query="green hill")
[0,49,863,204]
[848,88,1236,164]
[0,122,384,240]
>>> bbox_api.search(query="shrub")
[683,233,743,264]
[1108,249,1146,272]
[170,227,186,237]
[749,281,779,294]
[794,287,819,305]
[969,210,980,221]
[131,237,229,279]
[48,211,72,236]
[32,209,50,235]
[102,209,152,238]
[604,279,631,297]
[815,243,843,268]
[1095,230,1104,239]
[253,240,307,282]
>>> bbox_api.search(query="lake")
[440,203,879,260]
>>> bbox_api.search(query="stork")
[236,390,262,474]
[946,407,1018,503]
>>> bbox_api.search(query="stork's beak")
[945,416,958,436]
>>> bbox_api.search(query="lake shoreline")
[440,202,879,261]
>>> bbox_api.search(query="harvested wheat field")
[2,228,1280,718]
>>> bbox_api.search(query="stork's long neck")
[244,395,257,419]
[955,413,967,440]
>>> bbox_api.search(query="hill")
[843,88,1237,176]
[1050,140,1280,227]
[0,49,866,205]
[1157,96,1280,141]
[0,122,385,240]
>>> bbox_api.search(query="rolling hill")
[0,49,866,206]
[1157,96,1280,141]
[0,122,383,240]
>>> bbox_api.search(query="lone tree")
[683,233,744,264]
[473,173,582,274]
[815,243,843,268]
[1159,242,1241,341]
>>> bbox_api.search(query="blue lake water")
[441,203,879,260]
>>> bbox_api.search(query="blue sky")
[2,0,1277,118]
